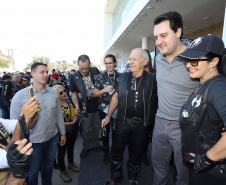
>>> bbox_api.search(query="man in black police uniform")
[1,73,21,119]
[70,55,102,158]
[102,48,156,185]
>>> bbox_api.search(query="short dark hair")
[71,69,76,72]
[78,55,90,64]
[154,11,183,40]
[31,62,47,72]
[2,74,12,80]
[58,74,63,77]
[104,54,116,63]
[144,49,156,73]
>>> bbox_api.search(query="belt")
[126,116,144,122]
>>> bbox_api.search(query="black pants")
[189,168,226,185]
[110,118,149,182]
[99,110,115,152]
[57,130,78,172]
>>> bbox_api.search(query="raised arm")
[93,86,114,98]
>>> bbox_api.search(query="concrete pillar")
[142,37,149,49]
[223,3,226,44]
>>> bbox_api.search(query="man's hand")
[75,106,81,116]
[101,117,110,128]
[7,139,32,179]
[20,96,40,128]
[60,134,66,146]
[71,116,78,123]
[104,86,114,93]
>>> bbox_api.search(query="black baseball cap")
[179,35,225,59]
[22,76,30,81]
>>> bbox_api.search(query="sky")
[0,0,106,71]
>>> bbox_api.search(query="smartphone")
[28,87,34,98]
[18,114,30,142]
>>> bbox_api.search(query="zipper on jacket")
[123,90,128,124]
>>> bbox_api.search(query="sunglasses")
[131,78,136,91]
[59,89,67,95]
[185,58,211,67]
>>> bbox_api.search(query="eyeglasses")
[59,89,67,95]
[104,62,114,65]
[131,78,136,91]
[185,58,211,67]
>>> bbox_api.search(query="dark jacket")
[180,75,226,171]
[70,67,100,112]
[95,71,119,110]
[117,71,156,127]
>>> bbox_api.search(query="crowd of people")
[1,11,226,185]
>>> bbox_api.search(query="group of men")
[1,10,203,185]
[102,11,199,185]
[0,72,32,119]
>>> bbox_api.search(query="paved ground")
[38,134,83,185]
[37,133,176,185]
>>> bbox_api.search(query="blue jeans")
[27,133,60,185]
[0,104,10,119]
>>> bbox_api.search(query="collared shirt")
[10,85,66,143]
[156,42,200,121]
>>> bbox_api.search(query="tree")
[24,55,51,72]
[60,60,68,72]
[0,58,10,68]
[0,51,10,68]
[32,55,50,66]
[24,65,31,71]
[48,63,55,73]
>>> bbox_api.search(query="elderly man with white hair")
[102,48,157,185]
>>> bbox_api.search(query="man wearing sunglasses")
[152,11,199,185]
[102,48,156,185]
[70,55,102,159]
[19,76,30,89]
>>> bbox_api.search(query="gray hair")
[12,73,22,78]
[131,48,149,60]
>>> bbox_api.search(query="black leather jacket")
[117,71,156,127]
[70,67,100,112]
[180,75,226,166]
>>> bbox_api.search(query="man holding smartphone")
[10,62,66,185]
